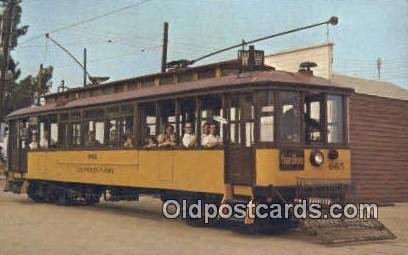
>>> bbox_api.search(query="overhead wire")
[19,0,153,45]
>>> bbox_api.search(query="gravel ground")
[0,179,407,255]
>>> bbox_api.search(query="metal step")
[296,177,397,245]
[301,218,396,245]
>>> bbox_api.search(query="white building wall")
[264,43,333,79]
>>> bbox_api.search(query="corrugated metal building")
[333,75,408,203]
[265,44,408,203]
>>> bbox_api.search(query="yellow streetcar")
[5,47,352,229]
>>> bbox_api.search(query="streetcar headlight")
[310,150,324,167]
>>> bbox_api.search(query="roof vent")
[299,61,317,76]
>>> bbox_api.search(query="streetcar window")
[158,100,176,136]
[50,122,58,147]
[279,91,301,143]
[71,123,81,146]
[141,103,157,148]
[58,123,69,148]
[304,94,323,144]
[242,94,254,147]
[38,117,51,149]
[258,90,274,142]
[327,95,344,143]
[157,100,177,147]
[121,116,134,147]
[108,120,119,146]
[200,96,224,146]
[229,95,240,144]
[84,121,104,146]
[180,98,197,139]
[18,120,28,149]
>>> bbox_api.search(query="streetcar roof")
[7,69,353,119]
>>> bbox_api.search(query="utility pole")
[36,64,43,105]
[161,22,168,73]
[0,0,15,120]
[376,57,382,80]
[83,48,87,86]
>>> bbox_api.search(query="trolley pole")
[37,64,43,105]
[161,22,169,73]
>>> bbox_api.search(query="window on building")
[327,95,344,143]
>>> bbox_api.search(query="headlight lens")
[310,150,324,167]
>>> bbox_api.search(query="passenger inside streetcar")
[157,124,176,147]
[143,127,157,148]
[29,133,38,150]
[201,122,210,145]
[40,130,49,149]
[182,122,197,148]
[109,129,119,147]
[85,130,100,147]
[202,123,222,148]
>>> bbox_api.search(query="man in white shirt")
[40,131,49,149]
[202,123,222,148]
[29,134,38,150]
[182,122,197,148]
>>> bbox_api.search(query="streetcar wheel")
[55,188,72,206]
[84,194,100,205]
[27,182,45,203]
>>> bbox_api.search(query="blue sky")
[13,0,408,90]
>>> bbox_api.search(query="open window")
[180,98,198,148]
[84,108,105,147]
[120,104,134,147]
[71,111,81,147]
[200,95,224,147]
[158,100,176,136]
[49,115,58,148]
[141,102,158,148]
[39,116,51,149]
[157,100,177,147]
[57,113,69,148]
[180,98,197,136]
[279,91,301,143]
[304,94,324,144]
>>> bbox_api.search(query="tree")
[0,0,28,119]
[4,65,53,113]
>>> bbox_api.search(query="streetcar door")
[11,119,28,172]
[225,94,254,186]
[8,120,19,171]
